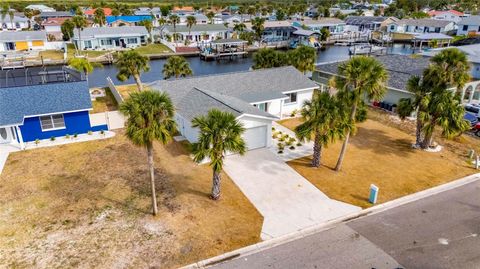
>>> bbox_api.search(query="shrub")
[271,127,275,131]
[290,109,297,117]
[50,136,56,141]
[34,139,40,145]
[289,146,295,150]
[87,131,93,135]
[279,136,285,142]
[286,140,293,146]
[65,134,70,139]
[277,150,284,154]
[289,137,296,143]
[73,133,78,138]
[296,142,303,147]
[100,130,105,135]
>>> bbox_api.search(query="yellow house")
[0,31,47,52]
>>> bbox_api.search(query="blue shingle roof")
[106,15,153,24]
[0,81,92,127]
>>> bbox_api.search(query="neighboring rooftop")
[422,44,480,64]
[38,11,73,18]
[84,8,113,16]
[0,80,91,126]
[297,18,346,26]
[459,15,480,25]
[345,16,396,25]
[164,24,228,32]
[0,31,46,42]
[393,18,453,28]
[316,54,431,90]
[0,16,29,23]
[149,66,317,119]
[73,26,148,39]
[427,10,464,16]
[106,15,153,24]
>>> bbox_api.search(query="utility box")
[369,184,379,204]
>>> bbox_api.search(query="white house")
[42,17,70,40]
[1,16,29,31]
[387,19,455,34]
[149,66,318,150]
[0,31,47,51]
[73,26,148,50]
[178,14,209,25]
[292,18,346,34]
[25,4,56,12]
[162,24,230,45]
[427,10,466,24]
[457,16,480,36]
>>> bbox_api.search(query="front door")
[0,127,13,144]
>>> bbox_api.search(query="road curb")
[181,173,480,269]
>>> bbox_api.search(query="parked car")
[465,104,480,120]
[464,112,478,127]
[474,122,480,137]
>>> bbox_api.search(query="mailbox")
[369,184,379,204]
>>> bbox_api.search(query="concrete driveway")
[224,148,360,239]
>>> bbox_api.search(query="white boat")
[349,43,385,55]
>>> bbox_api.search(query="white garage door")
[243,125,267,150]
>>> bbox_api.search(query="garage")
[243,125,268,150]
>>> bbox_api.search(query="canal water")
[87,44,415,88]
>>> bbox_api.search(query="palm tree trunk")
[415,117,422,147]
[77,28,82,55]
[335,103,357,171]
[133,74,143,91]
[147,142,158,215]
[421,118,437,149]
[312,132,322,168]
[211,171,221,200]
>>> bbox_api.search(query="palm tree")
[0,5,8,23]
[206,11,215,24]
[332,56,388,171]
[233,22,246,34]
[8,10,14,30]
[186,15,197,41]
[295,91,352,168]
[162,56,193,79]
[120,90,176,215]
[139,20,153,43]
[191,109,246,200]
[428,48,470,92]
[252,48,288,69]
[72,15,87,53]
[93,8,106,26]
[116,50,150,91]
[396,75,430,147]
[288,46,317,75]
[251,17,265,42]
[168,14,180,45]
[158,17,167,38]
[68,57,102,81]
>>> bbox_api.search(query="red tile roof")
[84,8,112,16]
[428,10,463,17]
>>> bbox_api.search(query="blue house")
[0,68,108,149]
[106,15,153,27]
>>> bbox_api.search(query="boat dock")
[200,39,248,61]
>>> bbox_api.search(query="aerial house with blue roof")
[0,67,108,149]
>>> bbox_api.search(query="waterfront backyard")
[0,132,262,268]
[279,109,479,208]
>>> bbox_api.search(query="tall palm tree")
[191,109,246,200]
[120,91,176,215]
[332,56,388,171]
[295,91,352,168]
[72,15,87,53]
[93,8,106,26]
[251,17,265,42]
[288,46,317,75]
[162,56,193,79]
[396,75,430,147]
[68,57,102,81]
[8,10,14,30]
[186,15,197,41]
[158,17,167,38]
[116,50,150,91]
[0,5,8,23]
[139,19,153,43]
[206,11,215,24]
[233,22,246,34]
[168,14,180,45]
[428,48,470,92]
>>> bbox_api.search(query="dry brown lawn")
[91,88,119,113]
[279,110,478,209]
[116,84,141,100]
[0,131,262,268]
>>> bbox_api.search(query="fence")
[106,76,124,104]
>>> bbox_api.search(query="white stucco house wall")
[387,19,455,34]
[457,16,480,36]
[162,24,230,45]
[1,16,29,31]
[427,10,466,24]
[149,66,318,150]
[73,26,148,50]
[0,31,47,51]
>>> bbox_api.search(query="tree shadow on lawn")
[350,126,414,158]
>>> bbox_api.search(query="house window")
[463,25,468,31]
[285,93,297,104]
[101,39,113,46]
[40,114,65,131]
[276,30,282,36]
[127,38,138,44]
[84,40,92,49]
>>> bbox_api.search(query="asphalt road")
[209,180,480,269]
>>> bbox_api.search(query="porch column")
[469,87,475,103]
[15,126,25,150]
[279,99,284,120]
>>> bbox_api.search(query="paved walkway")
[224,148,360,240]
[270,122,314,162]
[0,144,20,174]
